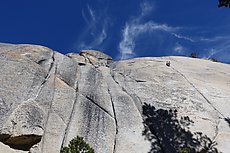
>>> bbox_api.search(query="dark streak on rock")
[135,79,147,83]
[84,95,114,119]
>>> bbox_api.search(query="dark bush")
[209,58,219,62]
[218,0,230,7]
[142,103,219,153]
[190,53,198,58]
[60,136,94,153]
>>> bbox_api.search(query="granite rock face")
[0,43,229,153]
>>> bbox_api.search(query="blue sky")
[0,0,230,63]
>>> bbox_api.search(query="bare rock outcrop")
[0,43,229,153]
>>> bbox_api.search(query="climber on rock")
[166,61,170,67]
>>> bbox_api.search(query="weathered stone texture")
[0,44,229,153]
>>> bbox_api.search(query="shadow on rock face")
[224,118,230,127]
[142,103,220,153]
[0,134,41,151]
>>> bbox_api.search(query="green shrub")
[209,58,219,62]
[60,136,94,153]
[190,52,198,58]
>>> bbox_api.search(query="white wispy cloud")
[173,43,188,54]
[140,0,154,17]
[81,5,95,25]
[200,35,230,42]
[118,1,192,59]
[199,34,230,63]
[87,5,96,22]
[119,21,178,59]
[206,48,219,58]
[204,47,230,63]
[171,33,194,42]
[75,4,110,50]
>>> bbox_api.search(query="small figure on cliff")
[166,61,170,67]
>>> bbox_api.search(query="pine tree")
[60,136,95,153]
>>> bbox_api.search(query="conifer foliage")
[60,136,95,153]
[218,0,230,7]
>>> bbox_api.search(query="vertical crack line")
[107,88,118,153]
[110,69,143,115]
[170,65,225,118]
[2,50,55,132]
[41,57,57,153]
[60,93,78,148]
[35,51,55,100]
[60,72,80,148]
[117,72,144,107]
[213,119,220,141]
